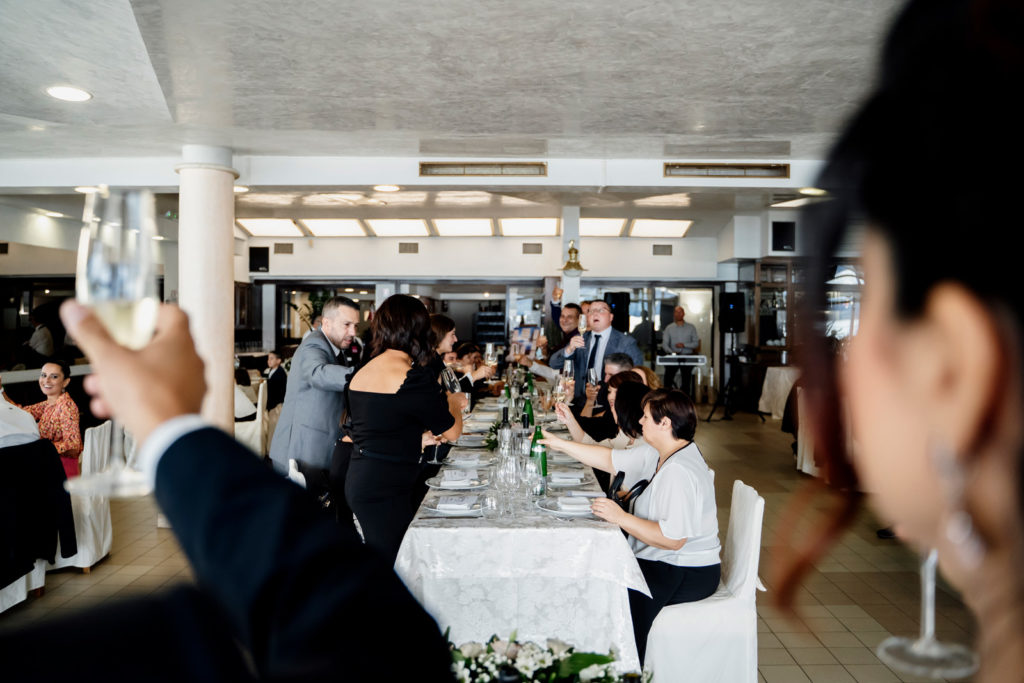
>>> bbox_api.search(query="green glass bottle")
[523,397,535,427]
[530,425,547,477]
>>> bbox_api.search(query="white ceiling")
[0,0,900,160]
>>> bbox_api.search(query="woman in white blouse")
[543,388,721,664]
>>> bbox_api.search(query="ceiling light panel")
[499,218,559,236]
[302,219,366,237]
[434,219,494,236]
[46,85,92,102]
[579,218,625,237]
[630,219,693,238]
[366,219,429,237]
[237,219,303,237]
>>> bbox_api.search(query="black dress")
[346,364,455,562]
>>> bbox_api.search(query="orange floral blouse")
[23,392,82,460]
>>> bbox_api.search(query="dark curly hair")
[369,295,434,366]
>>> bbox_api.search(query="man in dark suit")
[549,299,643,403]
[0,301,453,682]
[269,297,359,482]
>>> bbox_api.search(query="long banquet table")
[394,400,650,672]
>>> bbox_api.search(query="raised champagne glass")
[66,187,160,498]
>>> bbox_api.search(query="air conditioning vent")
[652,244,673,256]
[664,162,789,179]
[273,243,294,254]
[522,243,543,254]
[399,242,419,254]
[420,161,547,177]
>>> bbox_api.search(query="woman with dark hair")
[345,295,466,562]
[1,359,82,479]
[778,1,1024,678]
[557,371,646,449]
[427,313,457,379]
[543,388,720,663]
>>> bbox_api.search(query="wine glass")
[876,549,978,678]
[562,358,574,380]
[67,187,160,498]
[483,349,499,384]
[587,367,603,410]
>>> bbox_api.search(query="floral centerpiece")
[450,632,649,683]
[483,419,502,451]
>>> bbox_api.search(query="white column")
[560,205,581,305]
[175,145,238,431]
[261,283,276,351]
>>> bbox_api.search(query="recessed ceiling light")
[359,290,368,295]
[42,211,65,218]
[28,125,46,132]
[483,292,490,298]
[344,288,355,293]
[46,85,92,102]
[499,218,559,236]
[771,197,813,208]
[579,218,626,237]
[152,235,166,241]
[236,219,303,237]
[630,219,694,238]
[798,187,827,196]
[44,289,50,294]
[74,186,98,194]
[373,184,401,193]
[233,185,250,194]
[366,219,428,237]
[433,218,493,237]
[302,219,365,237]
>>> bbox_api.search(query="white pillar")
[175,144,238,431]
[261,283,276,351]
[560,206,581,305]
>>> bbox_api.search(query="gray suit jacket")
[269,330,352,471]
[549,327,643,399]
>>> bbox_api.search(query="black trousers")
[663,364,694,397]
[629,559,720,666]
[345,453,421,564]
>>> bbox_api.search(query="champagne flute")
[430,366,464,465]
[67,187,160,498]
[876,549,978,678]
[588,367,603,410]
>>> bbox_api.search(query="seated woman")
[543,389,720,665]
[0,359,82,479]
[558,373,647,450]
[427,313,458,380]
[346,295,466,563]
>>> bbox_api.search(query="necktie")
[336,350,347,366]
[588,334,600,372]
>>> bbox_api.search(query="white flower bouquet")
[448,631,649,683]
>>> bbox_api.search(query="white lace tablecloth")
[395,464,649,672]
[757,366,800,419]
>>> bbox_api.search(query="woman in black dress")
[346,295,465,562]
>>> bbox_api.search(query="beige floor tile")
[790,648,840,666]
[760,665,812,683]
[801,665,858,683]
[760,648,798,666]
[844,664,901,683]
[829,647,882,666]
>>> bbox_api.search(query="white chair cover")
[795,389,820,477]
[234,381,266,455]
[287,458,306,488]
[48,421,114,571]
[644,480,766,683]
[0,559,47,614]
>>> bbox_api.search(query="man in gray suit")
[269,296,360,478]
[549,299,643,402]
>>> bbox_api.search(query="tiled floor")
[1,412,976,682]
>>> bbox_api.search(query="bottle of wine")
[523,396,534,427]
[530,425,547,477]
[498,406,512,454]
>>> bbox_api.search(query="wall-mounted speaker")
[249,246,269,273]
[771,221,796,252]
[603,292,631,333]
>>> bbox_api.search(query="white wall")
[0,242,77,275]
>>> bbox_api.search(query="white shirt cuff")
[138,415,210,489]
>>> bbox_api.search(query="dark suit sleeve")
[154,428,452,681]
[619,333,644,366]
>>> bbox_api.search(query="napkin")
[557,496,592,511]
[438,495,478,511]
[442,469,477,487]
[549,470,584,483]
[450,453,480,466]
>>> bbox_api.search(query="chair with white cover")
[48,421,115,572]
[644,479,766,683]
[0,559,47,614]
[234,381,266,456]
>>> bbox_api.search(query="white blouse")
[611,441,721,567]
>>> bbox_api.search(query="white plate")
[535,496,596,518]
[426,475,490,490]
[456,434,488,447]
[423,498,483,516]
[461,422,493,434]
[546,471,595,488]
[547,452,578,464]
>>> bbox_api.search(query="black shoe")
[876,527,896,539]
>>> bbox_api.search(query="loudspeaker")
[771,221,796,252]
[719,292,745,333]
[603,292,631,333]
[249,247,269,273]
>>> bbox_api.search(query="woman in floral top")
[1,360,82,478]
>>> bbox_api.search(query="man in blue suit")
[0,301,452,682]
[549,299,643,402]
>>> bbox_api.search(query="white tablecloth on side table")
[757,366,800,419]
[395,477,649,671]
